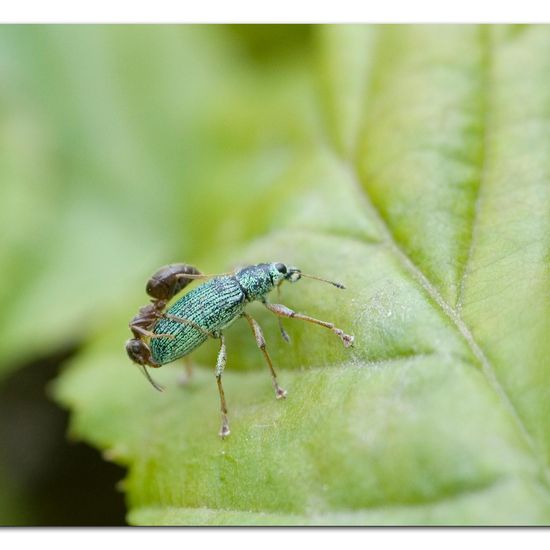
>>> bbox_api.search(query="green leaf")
[50,25,550,525]
[0,26,259,375]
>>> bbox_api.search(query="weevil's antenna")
[300,273,346,289]
[138,364,165,392]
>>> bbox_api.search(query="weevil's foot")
[177,372,191,387]
[280,328,291,344]
[343,333,355,347]
[333,328,354,348]
[275,386,288,400]
[219,417,231,439]
[177,364,193,387]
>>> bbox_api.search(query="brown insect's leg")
[243,313,287,399]
[138,364,165,393]
[215,334,230,438]
[132,325,175,340]
[264,303,354,347]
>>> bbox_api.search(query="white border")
[1,529,550,550]
[1,0,550,23]
[1,0,550,543]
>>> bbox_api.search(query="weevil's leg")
[276,284,291,343]
[149,333,175,340]
[163,314,212,337]
[278,318,290,343]
[177,356,194,386]
[216,334,230,438]
[264,303,354,347]
[243,313,287,399]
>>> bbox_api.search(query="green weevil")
[126,262,354,437]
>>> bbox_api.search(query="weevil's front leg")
[216,334,230,438]
[243,313,287,399]
[264,303,354,347]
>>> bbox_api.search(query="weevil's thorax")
[235,263,283,302]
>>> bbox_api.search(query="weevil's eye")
[274,263,287,274]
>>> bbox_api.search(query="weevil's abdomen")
[150,276,246,365]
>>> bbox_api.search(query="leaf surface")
[46,25,550,524]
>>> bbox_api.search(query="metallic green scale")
[150,263,284,365]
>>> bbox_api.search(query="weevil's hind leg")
[163,314,212,337]
[264,302,354,347]
[177,356,194,387]
[243,313,287,399]
[216,334,230,438]
[149,333,175,340]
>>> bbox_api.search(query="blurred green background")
[0,24,315,525]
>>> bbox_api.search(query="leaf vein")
[321,25,549,487]
[455,26,492,311]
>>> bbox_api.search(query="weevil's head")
[269,262,302,284]
[237,262,344,301]
[269,262,346,289]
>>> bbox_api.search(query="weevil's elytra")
[125,261,354,438]
[151,276,246,361]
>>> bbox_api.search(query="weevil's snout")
[271,263,301,284]
[285,266,302,283]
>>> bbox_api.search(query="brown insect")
[125,263,202,390]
